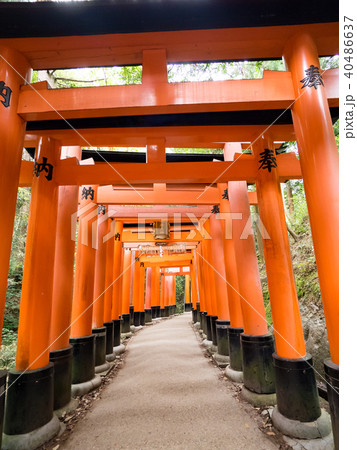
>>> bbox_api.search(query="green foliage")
[4,187,31,335]
[168,59,285,82]
[0,341,17,371]
[175,275,185,314]
[33,66,142,89]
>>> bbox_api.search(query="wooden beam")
[0,23,338,70]
[19,152,301,187]
[18,70,338,121]
[145,260,192,268]
[122,230,203,243]
[24,124,296,147]
[108,206,213,220]
[54,153,301,186]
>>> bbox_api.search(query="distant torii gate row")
[0,3,338,449]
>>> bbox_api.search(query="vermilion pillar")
[121,248,132,333]
[218,183,244,329]
[151,265,160,318]
[255,136,322,428]
[5,137,61,442]
[160,270,166,316]
[112,221,124,349]
[70,184,100,391]
[209,213,231,365]
[0,48,31,348]
[103,219,115,360]
[190,259,199,324]
[49,145,81,411]
[284,34,339,365]
[218,182,245,380]
[284,33,338,447]
[200,239,213,315]
[145,267,152,309]
[190,265,198,309]
[92,207,110,371]
[50,146,82,351]
[103,219,114,323]
[171,276,177,314]
[138,262,146,325]
[164,274,171,317]
[112,221,124,320]
[132,253,141,326]
[16,138,59,370]
[224,143,274,396]
[209,214,230,321]
[144,267,153,323]
[92,209,107,329]
[71,185,98,338]
[254,137,306,360]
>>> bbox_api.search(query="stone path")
[62,314,278,449]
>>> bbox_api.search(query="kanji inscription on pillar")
[258,149,277,172]
[222,188,229,200]
[98,205,106,215]
[115,233,121,241]
[300,65,324,90]
[33,157,54,181]
[81,186,94,201]
[211,205,220,214]
[0,81,12,108]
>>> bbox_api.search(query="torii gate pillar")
[4,138,61,448]
[284,33,339,446]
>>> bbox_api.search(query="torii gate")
[0,2,338,449]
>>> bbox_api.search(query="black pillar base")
[122,313,131,333]
[216,320,230,356]
[173,305,177,314]
[151,306,157,319]
[140,311,146,326]
[210,316,218,346]
[202,311,208,335]
[0,370,7,448]
[49,345,73,411]
[185,302,193,312]
[192,308,197,323]
[129,305,134,325]
[70,334,95,384]
[164,305,170,317]
[324,359,339,449]
[4,363,55,436]
[160,308,166,317]
[92,327,107,367]
[156,306,161,318]
[199,311,204,330]
[206,315,213,341]
[273,353,320,422]
[133,311,141,327]
[241,333,275,394]
[196,302,200,321]
[113,319,121,347]
[145,308,152,323]
[228,327,244,372]
[103,322,114,356]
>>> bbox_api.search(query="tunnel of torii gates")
[0,1,339,449]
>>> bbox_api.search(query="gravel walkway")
[62,314,278,450]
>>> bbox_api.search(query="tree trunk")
[253,205,265,264]
[286,181,295,220]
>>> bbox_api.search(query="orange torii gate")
[0,1,338,449]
